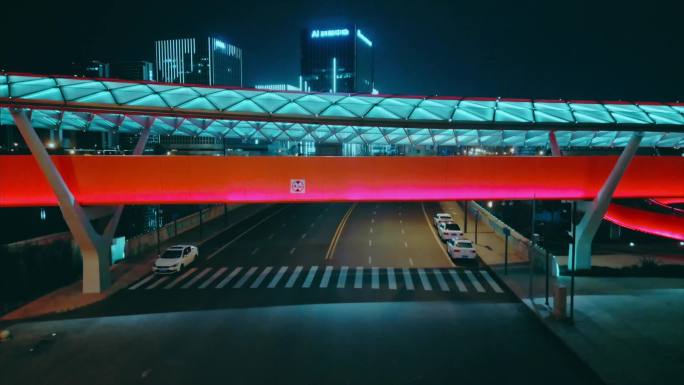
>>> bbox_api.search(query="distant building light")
[214,40,226,49]
[356,29,373,47]
[538,150,544,155]
[487,201,493,208]
[46,141,56,149]
[69,149,76,155]
[371,88,380,95]
[12,142,18,147]
[311,28,350,39]
[629,242,635,247]
[679,241,684,246]
[40,208,46,221]
[509,147,515,154]
[166,151,172,156]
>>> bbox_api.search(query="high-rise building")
[72,60,109,78]
[301,26,374,93]
[110,61,155,81]
[154,36,242,86]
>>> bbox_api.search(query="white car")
[152,245,198,274]
[433,213,454,227]
[447,239,477,260]
[438,222,464,240]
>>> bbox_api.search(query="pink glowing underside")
[604,204,684,241]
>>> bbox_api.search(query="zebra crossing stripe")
[146,276,169,290]
[268,266,288,288]
[465,270,485,293]
[417,269,432,291]
[402,268,414,290]
[480,270,503,293]
[302,266,319,288]
[387,268,397,290]
[250,266,273,288]
[319,266,333,288]
[182,268,212,289]
[337,266,349,288]
[432,269,450,292]
[199,267,228,289]
[448,269,467,292]
[233,267,258,288]
[285,266,303,288]
[354,267,363,289]
[164,267,198,289]
[129,274,155,290]
[216,267,242,289]
[371,267,379,289]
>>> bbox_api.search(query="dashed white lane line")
[146,276,169,290]
[251,247,259,255]
[417,269,433,291]
[369,239,373,247]
[373,211,377,215]
[207,208,285,260]
[402,268,415,290]
[337,266,349,288]
[319,266,333,288]
[371,218,375,224]
[368,256,372,265]
[465,270,485,293]
[432,269,450,292]
[399,219,403,224]
[285,266,303,288]
[310,222,315,228]
[404,241,408,248]
[387,268,397,290]
[480,270,504,293]
[401,228,405,235]
[250,266,273,288]
[371,267,379,289]
[301,233,307,239]
[370,227,374,234]
[129,274,156,290]
[302,266,319,288]
[289,247,296,255]
[182,267,212,289]
[163,267,198,289]
[281,223,286,228]
[409,258,414,266]
[199,267,228,289]
[267,266,288,288]
[448,269,467,292]
[268,233,275,240]
[216,267,242,289]
[354,267,364,289]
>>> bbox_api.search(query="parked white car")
[446,239,477,260]
[438,222,464,240]
[432,213,454,227]
[152,245,198,274]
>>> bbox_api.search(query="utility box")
[553,285,567,320]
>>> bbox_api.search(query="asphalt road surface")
[0,202,604,385]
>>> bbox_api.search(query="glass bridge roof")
[1,73,683,148]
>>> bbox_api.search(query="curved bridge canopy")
[2,73,684,148]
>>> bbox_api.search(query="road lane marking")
[371,267,379,289]
[373,211,376,215]
[368,256,372,265]
[207,207,286,260]
[480,270,504,293]
[448,269,468,292]
[325,203,356,260]
[337,266,349,288]
[433,269,450,292]
[268,233,275,240]
[368,239,372,247]
[146,276,169,290]
[267,266,288,288]
[370,227,373,234]
[285,266,303,288]
[409,258,414,266]
[289,247,296,255]
[404,241,408,248]
[199,267,228,289]
[465,270,485,292]
[282,223,286,227]
[401,228,405,235]
[371,218,375,224]
[302,266,319,288]
[250,266,273,288]
[387,268,397,290]
[163,267,198,289]
[233,266,258,288]
[399,219,403,224]
[129,274,155,290]
[182,268,212,289]
[417,269,433,291]
[398,212,402,216]
[310,222,315,228]
[420,202,453,266]
[216,267,243,288]
[251,247,259,255]
[319,266,333,288]
[354,267,364,288]
[402,268,415,290]
[301,233,307,239]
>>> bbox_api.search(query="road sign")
[290,179,306,194]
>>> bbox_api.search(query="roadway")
[0,202,604,385]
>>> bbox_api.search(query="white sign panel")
[290,179,306,194]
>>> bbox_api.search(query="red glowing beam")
[0,155,683,206]
[605,204,684,241]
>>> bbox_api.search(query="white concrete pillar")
[571,132,643,270]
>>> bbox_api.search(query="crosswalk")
[128,265,505,294]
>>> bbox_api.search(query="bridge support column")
[571,132,643,270]
[549,131,562,156]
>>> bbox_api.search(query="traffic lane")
[0,301,604,385]
[332,202,452,268]
[206,203,349,267]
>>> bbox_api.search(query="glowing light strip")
[356,29,373,47]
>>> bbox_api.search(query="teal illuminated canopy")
[1,73,683,148]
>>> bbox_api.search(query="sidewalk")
[439,201,684,385]
[1,204,271,322]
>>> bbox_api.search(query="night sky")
[3,0,683,101]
